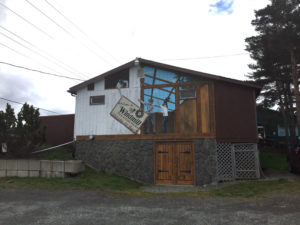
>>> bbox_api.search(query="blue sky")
[210,0,234,14]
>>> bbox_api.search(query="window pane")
[90,95,105,105]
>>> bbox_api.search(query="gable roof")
[68,58,262,95]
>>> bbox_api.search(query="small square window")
[87,83,94,91]
[90,95,105,105]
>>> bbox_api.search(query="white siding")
[74,65,141,137]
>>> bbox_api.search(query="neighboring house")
[68,58,261,185]
[40,114,74,146]
[257,107,298,148]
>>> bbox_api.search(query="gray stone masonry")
[76,139,154,184]
[194,138,217,185]
[76,138,217,186]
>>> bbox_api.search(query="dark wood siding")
[40,114,74,146]
[215,81,258,143]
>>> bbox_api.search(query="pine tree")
[245,0,300,147]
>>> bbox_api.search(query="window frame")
[90,95,105,105]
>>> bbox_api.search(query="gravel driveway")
[0,189,300,225]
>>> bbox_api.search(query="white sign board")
[110,96,148,134]
[2,143,7,153]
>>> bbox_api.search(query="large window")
[105,69,129,89]
[142,66,212,135]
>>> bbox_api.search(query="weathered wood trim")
[140,78,145,136]
[76,134,215,141]
[210,82,216,136]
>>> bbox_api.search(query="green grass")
[259,151,288,172]
[0,166,142,192]
[1,169,300,198]
[34,146,74,161]
[212,179,300,198]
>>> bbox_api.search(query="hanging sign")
[110,96,148,134]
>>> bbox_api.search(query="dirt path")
[0,189,300,225]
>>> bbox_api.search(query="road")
[0,189,299,225]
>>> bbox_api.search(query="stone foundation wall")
[194,138,217,185]
[75,138,217,185]
[76,139,154,183]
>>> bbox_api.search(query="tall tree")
[245,0,300,147]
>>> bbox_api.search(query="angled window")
[105,69,129,89]
[90,95,105,105]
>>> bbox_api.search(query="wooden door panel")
[175,142,195,185]
[154,141,195,185]
[155,143,173,184]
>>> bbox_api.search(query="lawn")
[212,179,300,198]
[259,149,288,172]
[0,166,142,192]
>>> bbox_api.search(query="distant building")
[257,107,298,147]
[40,114,74,146]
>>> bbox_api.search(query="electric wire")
[45,0,120,64]
[0,25,89,79]
[0,31,88,79]
[25,0,114,67]
[0,61,85,81]
[159,53,248,61]
[0,42,67,75]
[0,2,54,40]
[0,97,60,114]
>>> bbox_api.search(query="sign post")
[110,96,148,134]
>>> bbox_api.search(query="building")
[68,58,261,185]
[40,114,74,146]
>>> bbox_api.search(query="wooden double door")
[154,141,195,185]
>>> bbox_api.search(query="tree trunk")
[276,81,292,150]
[291,49,300,139]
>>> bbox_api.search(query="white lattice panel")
[233,143,259,179]
[217,143,260,181]
[216,143,234,180]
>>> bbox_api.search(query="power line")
[0,42,61,75]
[0,97,60,114]
[0,2,54,40]
[0,25,89,79]
[25,0,114,67]
[45,0,120,64]
[159,53,249,61]
[0,31,88,79]
[0,61,85,81]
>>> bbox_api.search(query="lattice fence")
[216,143,260,181]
